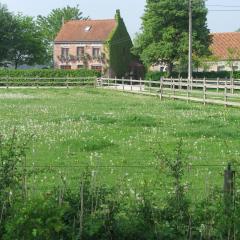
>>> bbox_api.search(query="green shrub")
[0,69,100,86]
[0,69,100,78]
[3,197,68,240]
[0,132,31,237]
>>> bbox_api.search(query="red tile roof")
[55,19,117,42]
[211,32,240,60]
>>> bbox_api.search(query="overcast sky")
[1,0,240,38]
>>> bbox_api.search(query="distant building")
[54,10,143,78]
[206,32,240,72]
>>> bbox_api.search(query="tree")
[226,47,240,78]
[7,15,47,69]
[193,54,219,72]
[37,5,87,64]
[0,4,15,65]
[133,0,211,74]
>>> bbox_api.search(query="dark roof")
[211,32,240,60]
[55,19,117,42]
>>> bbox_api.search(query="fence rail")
[99,77,240,107]
[2,76,240,107]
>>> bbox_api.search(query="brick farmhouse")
[54,10,141,78]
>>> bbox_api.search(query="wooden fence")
[99,77,240,107]
[2,76,240,107]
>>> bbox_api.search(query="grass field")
[1,87,240,198]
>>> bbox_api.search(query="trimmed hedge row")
[0,69,101,78]
[146,71,240,80]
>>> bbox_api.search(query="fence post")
[231,78,234,95]
[160,77,163,100]
[140,77,142,92]
[223,163,235,238]
[217,77,219,93]
[180,77,182,91]
[149,79,151,93]
[115,76,117,89]
[224,163,235,200]
[187,78,190,103]
[36,76,39,89]
[122,77,124,91]
[6,76,9,89]
[130,77,133,91]
[203,77,206,105]
[224,80,228,107]
[173,78,175,99]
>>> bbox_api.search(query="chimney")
[115,9,121,21]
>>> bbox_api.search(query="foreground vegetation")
[0,132,239,239]
[1,87,240,238]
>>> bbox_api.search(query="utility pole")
[188,0,193,80]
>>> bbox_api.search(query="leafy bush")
[0,69,100,78]
[3,197,68,240]
[0,69,100,86]
[0,132,31,237]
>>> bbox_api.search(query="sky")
[1,0,240,38]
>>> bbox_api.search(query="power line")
[207,4,240,8]
[208,10,240,12]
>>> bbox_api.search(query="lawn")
[0,87,240,198]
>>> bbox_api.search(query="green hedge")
[146,71,240,80]
[0,69,100,86]
[0,69,101,78]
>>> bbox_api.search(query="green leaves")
[7,15,47,68]
[133,0,211,73]
[0,4,16,64]
[37,5,86,43]
[36,5,87,65]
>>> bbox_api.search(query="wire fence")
[19,161,239,200]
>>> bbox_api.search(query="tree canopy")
[0,5,47,68]
[0,3,16,65]
[7,15,47,69]
[133,0,211,73]
[37,5,86,43]
[37,5,87,64]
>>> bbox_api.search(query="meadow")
[0,87,240,198]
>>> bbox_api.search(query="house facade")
[54,10,134,77]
